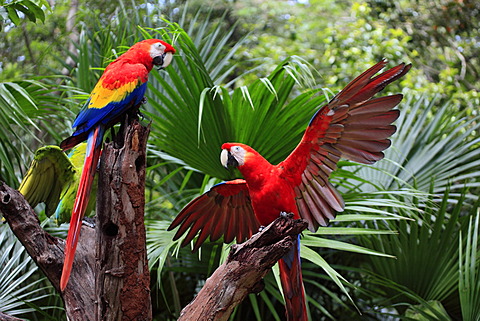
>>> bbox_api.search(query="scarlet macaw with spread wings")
[169,60,411,320]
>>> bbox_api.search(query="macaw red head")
[220,143,258,169]
[220,143,273,183]
[124,39,176,70]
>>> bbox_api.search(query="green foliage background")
[0,0,479,320]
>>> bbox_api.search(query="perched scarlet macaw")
[168,60,411,320]
[59,39,176,291]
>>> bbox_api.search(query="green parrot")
[17,143,97,225]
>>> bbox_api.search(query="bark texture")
[177,214,308,321]
[95,120,152,321]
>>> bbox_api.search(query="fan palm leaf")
[459,209,480,321]
[354,95,480,198]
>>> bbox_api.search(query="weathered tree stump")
[0,120,151,321]
[177,215,308,321]
[95,120,152,321]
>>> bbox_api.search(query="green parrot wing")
[53,142,97,224]
[54,176,97,225]
[18,145,78,217]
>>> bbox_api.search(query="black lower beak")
[153,54,165,70]
[226,151,239,168]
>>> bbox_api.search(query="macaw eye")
[232,146,241,152]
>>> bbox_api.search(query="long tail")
[60,126,104,290]
[279,235,308,321]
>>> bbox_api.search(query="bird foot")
[137,110,147,120]
[280,211,294,219]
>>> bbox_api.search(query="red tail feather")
[279,236,308,321]
[60,126,104,290]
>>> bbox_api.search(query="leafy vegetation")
[0,0,49,30]
[0,0,478,320]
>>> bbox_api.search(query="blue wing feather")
[71,82,147,137]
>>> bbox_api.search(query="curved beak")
[220,149,239,169]
[153,52,174,70]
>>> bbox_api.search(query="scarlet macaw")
[59,39,176,290]
[18,143,96,224]
[168,60,411,320]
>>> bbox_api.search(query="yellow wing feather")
[18,145,78,216]
[87,78,140,109]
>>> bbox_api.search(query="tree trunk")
[95,120,152,321]
[61,0,79,75]
[0,120,151,321]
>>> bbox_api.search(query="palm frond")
[353,95,480,199]
[0,225,51,316]
[459,207,480,321]
[144,19,321,180]
[360,187,477,313]
[0,80,74,186]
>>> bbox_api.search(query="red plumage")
[59,39,175,291]
[279,237,307,321]
[168,60,411,320]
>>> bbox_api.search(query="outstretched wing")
[282,60,411,231]
[168,179,260,252]
[18,145,77,216]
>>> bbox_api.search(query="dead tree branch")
[0,182,96,320]
[177,215,308,321]
[0,311,26,321]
